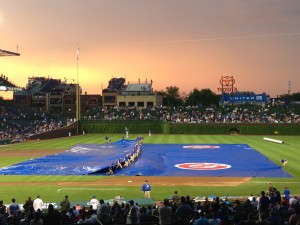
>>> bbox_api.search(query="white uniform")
[90,197,99,210]
[33,197,43,211]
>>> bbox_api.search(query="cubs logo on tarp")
[175,163,231,170]
[183,145,220,149]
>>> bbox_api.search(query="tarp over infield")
[0,141,293,178]
[121,144,293,178]
[0,139,137,175]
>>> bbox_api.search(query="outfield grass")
[0,134,299,204]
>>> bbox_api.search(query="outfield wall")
[79,121,300,135]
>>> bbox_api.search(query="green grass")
[0,134,300,205]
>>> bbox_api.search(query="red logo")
[183,145,219,149]
[220,76,235,86]
[217,75,238,93]
[175,163,231,170]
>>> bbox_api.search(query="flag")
[77,47,80,60]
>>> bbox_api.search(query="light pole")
[76,46,80,135]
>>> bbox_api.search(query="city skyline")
[1,1,300,99]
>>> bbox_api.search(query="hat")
[37,195,40,198]
[92,195,96,198]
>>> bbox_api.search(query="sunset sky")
[1,0,300,99]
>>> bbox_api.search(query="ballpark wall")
[27,122,77,140]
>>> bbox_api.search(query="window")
[137,102,144,107]
[128,102,135,107]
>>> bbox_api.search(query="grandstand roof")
[0,49,20,57]
[0,74,21,91]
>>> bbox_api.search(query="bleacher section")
[81,104,300,123]
[0,104,67,143]
[40,78,61,92]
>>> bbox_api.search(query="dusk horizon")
[1,1,300,99]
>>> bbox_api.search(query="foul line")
[252,181,300,184]
[57,187,125,192]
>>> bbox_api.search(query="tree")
[185,88,219,107]
[279,92,300,103]
[163,86,184,106]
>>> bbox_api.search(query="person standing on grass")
[281,159,288,167]
[141,180,151,198]
[125,127,129,138]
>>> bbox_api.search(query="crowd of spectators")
[0,105,66,143]
[82,104,300,124]
[0,185,299,225]
[1,103,300,144]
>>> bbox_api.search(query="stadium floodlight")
[0,49,20,57]
[0,86,8,91]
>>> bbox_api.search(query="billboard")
[222,93,267,103]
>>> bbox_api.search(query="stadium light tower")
[288,80,291,95]
[0,49,20,57]
[76,46,80,135]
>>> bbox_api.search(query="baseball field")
[0,134,299,205]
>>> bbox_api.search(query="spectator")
[90,195,98,211]
[193,211,209,225]
[23,197,33,216]
[171,191,181,203]
[8,198,20,217]
[60,195,70,212]
[0,207,8,225]
[97,199,110,223]
[258,191,269,221]
[158,199,172,225]
[284,186,291,201]
[33,195,43,212]
[30,212,43,225]
[289,206,300,225]
[126,200,139,224]
[174,196,194,225]
[43,203,62,225]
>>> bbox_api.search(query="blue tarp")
[0,139,136,175]
[0,142,293,178]
[120,144,292,178]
